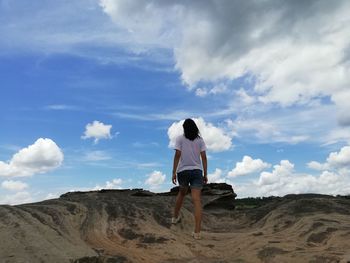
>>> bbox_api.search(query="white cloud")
[83,151,112,161]
[168,117,232,152]
[44,104,79,111]
[210,84,228,95]
[101,0,350,125]
[307,161,329,171]
[0,191,33,205]
[308,145,350,171]
[136,162,163,169]
[212,145,350,197]
[236,170,350,198]
[225,104,341,145]
[145,170,166,188]
[93,178,123,190]
[239,159,350,197]
[81,120,113,144]
[1,180,28,191]
[327,146,350,168]
[132,142,159,148]
[258,160,294,186]
[243,156,350,197]
[195,88,208,97]
[227,118,310,144]
[45,193,59,200]
[195,84,228,97]
[228,155,271,178]
[322,127,350,146]
[0,138,64,177]
[99,0,180,49]
[0,1,145,64]
[234,88,256,106]
[208,168,225,183]
[115,110,194,121]
[319,170,341,185]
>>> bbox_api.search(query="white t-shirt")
[174,135,206,173]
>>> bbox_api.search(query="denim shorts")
[177,169,203,189]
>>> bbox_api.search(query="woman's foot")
[171,215,181,224]
[191,232,201,240]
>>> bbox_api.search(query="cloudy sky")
[1,0,350,204]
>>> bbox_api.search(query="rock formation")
[1,183,350,262]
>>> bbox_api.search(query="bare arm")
[200,151,208,184]
[172,150,181,185]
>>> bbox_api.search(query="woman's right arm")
[200,151,208,184]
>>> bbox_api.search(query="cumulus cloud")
[308,145,350,171]
[327,146,350,168]
[208,168,225,183]
[168,117,232,152]
[81,121,113,144]
[212,145,350,197]
[255,145,350,196]
[307,161,329,171]
[258,160,294,186]
[0,138,64,177]
[101,0,350,125]
[228,156,271,178]
[145,170,166,189]
[239,156,350,197]
[1,180,28,191]
[0,191,33,205]
[93,178,123,190]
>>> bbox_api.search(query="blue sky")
[1,0,350,204]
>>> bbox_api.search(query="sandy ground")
[1,187,350,262]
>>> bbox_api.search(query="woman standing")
[171,118,208,240]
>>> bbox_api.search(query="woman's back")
[175,135,206,172]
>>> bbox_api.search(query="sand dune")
[1,184,350,262]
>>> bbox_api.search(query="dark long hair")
[183,118,200,141]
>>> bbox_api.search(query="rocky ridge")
[1,183,350,262]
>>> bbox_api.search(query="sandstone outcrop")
[1,183,350,262]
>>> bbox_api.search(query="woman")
[171,118,208,240]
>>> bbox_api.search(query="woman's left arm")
[200,151,208,184]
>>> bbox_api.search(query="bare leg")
[174,187,188,218]
[191,188,202,233]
